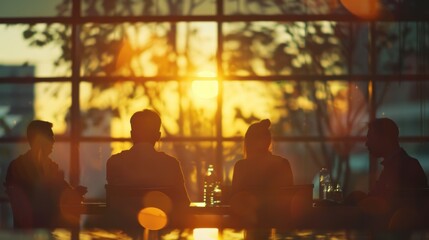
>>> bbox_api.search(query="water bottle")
[332,183,343,203]
[204,164,216,207]
[213,182,222,205]
[319,168,331,200]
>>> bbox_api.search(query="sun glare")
[191,80,219,99]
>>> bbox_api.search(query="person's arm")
[231,161,244,194]
[5,160,17,187]
[280,158,294,186]
[106,156,118,184]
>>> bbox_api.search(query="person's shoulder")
[270,154,290,164]
[107,149,132,164]
[111,149,132,158]
[157,152,180,164]
[234,159,246,168]
[8,152,29,167]
[400,149,421,164]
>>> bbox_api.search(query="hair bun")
[259,119,271,129]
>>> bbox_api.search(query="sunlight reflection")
[193,228,219,240]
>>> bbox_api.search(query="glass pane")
[272,141,369,197]
[80,142,117,200]
[81,0,215,16]
[223,80,369,137]
[0,0,71,17]
[224,0,348,15]
[159,142,216,202]
[350,23,370,74]
[223,21,352,76]
[80,22,217,77]
[0,24,72,77]
[375,81,429,136]
[376,22,429,75]
[81,81,216,138]
[0,83,71,138]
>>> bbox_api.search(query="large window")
[1,0,429,213]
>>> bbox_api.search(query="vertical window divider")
[70,0,81,187]
[216,0,224,183]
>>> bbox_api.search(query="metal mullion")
[3,13,429,24]
[368,21,377,191]
[69,0,81,187]
[3,135,429,144]
[2,74,429,84]
[215,0,224,183]
[0,77,72,83]
[222,74,429,82]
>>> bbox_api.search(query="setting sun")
[191,80,219,99]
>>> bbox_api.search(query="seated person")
[106,109,190,228]
[346,118,428,229]
[231,119,294,228]
[366,118,427,196]
[4,120,86,228]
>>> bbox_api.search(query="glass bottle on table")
[332,183,343,203]
[204,164,222,207]
[319,167,331,200]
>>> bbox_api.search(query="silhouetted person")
[106,109,190,230]
[231,119,293,239]
[346,118,428,233]
[366,118,427,196]
[232,119,293,194]
[4,120,87,228]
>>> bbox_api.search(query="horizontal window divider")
[1,13,429,24]
[224,74,429,82]
[1,136,429,143]
[2,74,429,83]
[0,77,72,83]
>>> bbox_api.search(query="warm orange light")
[193,228,219,240]
[340,0,381,19]
[191,80,218,99]
[137,207,168,230]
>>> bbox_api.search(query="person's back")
[105,109,189,232]
[106,142,189,207]
[231,119,294,231]
[232,153,293,193]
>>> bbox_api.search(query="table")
[67,199,429,231]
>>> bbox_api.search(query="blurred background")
[0,0,428,228]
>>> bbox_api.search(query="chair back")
[230,184,313,227]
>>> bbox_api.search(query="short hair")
[27,120,53,143]
[368,118,399,139]
[130,109,161,140]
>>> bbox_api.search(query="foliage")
[20,0,428,197]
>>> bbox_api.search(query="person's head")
[130,109,161,145]
[365,118,400,158]
[27,120,55,156]
[244,119,272,158]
